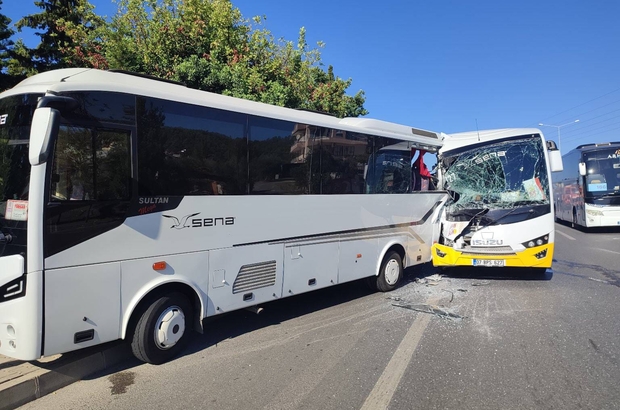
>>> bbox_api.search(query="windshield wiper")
[452,208,490,243]
[450,208,488,218]
[474,207,534,233]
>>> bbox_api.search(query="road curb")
[0,342,132,410]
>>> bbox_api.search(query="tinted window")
[63,92,136,125]
[137,97,247,196]
[51,126,131,201]
[287,124,374,195]
[0,94,41,257]
[248,116,301,194]
[583,148,620,194]
[46,124,132,257]
[366,137,413,194]
[317,129,371,194]
[134,97,432,196]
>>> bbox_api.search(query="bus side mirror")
[548,150,563,172]
[29,107,59,165]
[578,162,587,176]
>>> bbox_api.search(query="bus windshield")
[0,94,41,256]
[583,148,620,197]
[442,136,549,212]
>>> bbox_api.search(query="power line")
[568,107,620,124]
[562,113,620,135]
[561,121,620,144]
[562,125,620,143]
[537,87,620,123]
[555,98,620,123]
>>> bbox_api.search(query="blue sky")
[3,0,620,154]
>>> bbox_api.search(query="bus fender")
[374,240,406,277]
[121,277,206,339]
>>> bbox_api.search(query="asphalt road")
[18,223,620,410]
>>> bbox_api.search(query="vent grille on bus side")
[232,261,277,294]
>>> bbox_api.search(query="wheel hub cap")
[154,306,185,350]
[385,259,400,285]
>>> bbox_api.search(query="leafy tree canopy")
[5,0,367,117]
[14,0,104,72]
[0,0,18,89]
[95,0,367,117]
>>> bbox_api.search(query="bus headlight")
[586,209,604,216]
[522,234,550,248]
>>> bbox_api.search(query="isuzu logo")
[472,232,504,246]
[472,239,504,246]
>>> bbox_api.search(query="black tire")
[365,275,377,291]
[131,293,193,365]
[370,250,403,292]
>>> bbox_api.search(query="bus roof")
[574,141,620,151]
[440,128,544,152]
[2,68,443,150]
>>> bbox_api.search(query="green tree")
[0,0,18,90]
[5,40,37,81]
[100,0,367,117]
[7,0,366,117]
[14,0,104,72]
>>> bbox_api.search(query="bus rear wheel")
[131,293,193,364]
[369,251,403,292]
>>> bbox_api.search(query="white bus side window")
[51,126,131,201]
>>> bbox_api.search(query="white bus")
[431,128,563,272]
[553,142,620,228]
[0,68,447,364]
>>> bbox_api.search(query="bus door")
[43,124,132,355]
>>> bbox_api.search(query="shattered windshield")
[583,148,620,197]
[442,135,549,213]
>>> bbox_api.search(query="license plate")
[473,259,505,267]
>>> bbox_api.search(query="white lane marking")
[360,296,439,410]
[588,277,610,284]
[598,248,620,255]
[556,229,576,241]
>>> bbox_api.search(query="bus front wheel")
[131,293,193,364]
[371,251,403,292]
